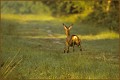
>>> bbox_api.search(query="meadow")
[1,14,119,79]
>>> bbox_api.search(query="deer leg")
[79,43,82,51]
[67,46,69,53]
[73,46,74,52]
[64,46,66,53]
[64,44,67,53]
[73,42,75,52]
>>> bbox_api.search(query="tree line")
[1,0,119,31]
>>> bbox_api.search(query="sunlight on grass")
[21,31,119,40]
[80,31,119,40]
[1,14,119,41]
[1,14,55,21]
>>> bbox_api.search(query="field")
[1,14,119,79]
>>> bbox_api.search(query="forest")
[1,0,119,31]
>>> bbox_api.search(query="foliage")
[1,1,119,32]
[46,0,118,32]
[82,0,119,32]
[40,1,94,16]
[1,1,51,15]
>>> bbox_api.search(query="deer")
[63,23,82,53]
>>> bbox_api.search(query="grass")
[1,14,119,79]
[1,14,55,21]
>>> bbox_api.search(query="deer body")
[63,24,82,53]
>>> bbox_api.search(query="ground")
[1,14,119,79]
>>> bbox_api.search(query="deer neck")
[66,30,70,37]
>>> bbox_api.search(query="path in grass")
[1,14,119,79]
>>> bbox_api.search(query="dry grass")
[1,48,23,79]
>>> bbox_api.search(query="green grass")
[1,14,119,79]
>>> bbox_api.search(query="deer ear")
[69,24,73,30]
[64,26,67,30]
[69,25,72,30]
[63,23,67,30]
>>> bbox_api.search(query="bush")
[1,1,51,15]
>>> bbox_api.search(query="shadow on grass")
[1,18,119,79]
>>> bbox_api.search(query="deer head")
[63,23,73,36]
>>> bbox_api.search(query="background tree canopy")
[1,0,119,32]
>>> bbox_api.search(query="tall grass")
[1,14,119,79]
[1,48,22,79]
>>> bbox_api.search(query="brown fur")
[63,23,82,53]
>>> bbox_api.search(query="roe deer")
[63,23,82,53]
